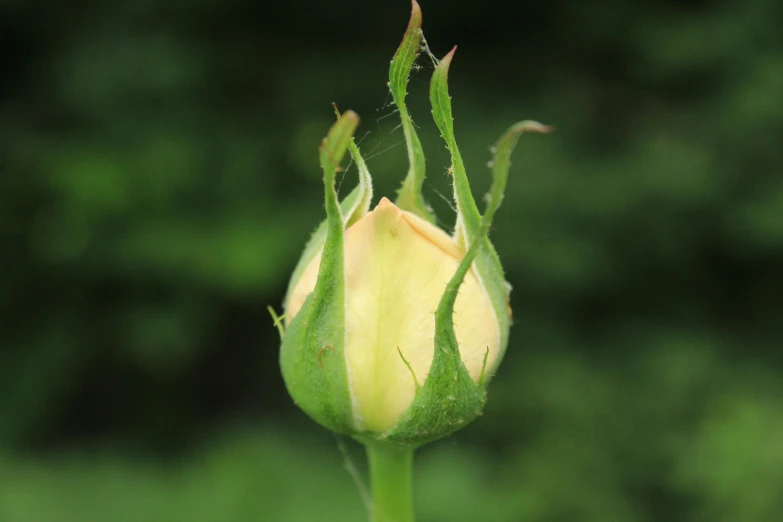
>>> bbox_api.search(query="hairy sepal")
[429,48,552,372]
[280,111,360,435]
[379,51,551,446]
[382,102,514,446]
[283,126,373,310]
[391,0,435,223]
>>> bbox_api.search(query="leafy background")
[2,0,782,520]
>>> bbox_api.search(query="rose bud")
[274,3,551,447]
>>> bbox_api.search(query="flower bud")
[275,1,551,447]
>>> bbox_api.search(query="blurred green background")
[2,0,782,520]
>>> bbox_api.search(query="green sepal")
[391,0,435,223]
[280,111,360,435]
[379,51,551,446]
[429,47,552,373]
[283,117,374,311]
[383,100,517,446]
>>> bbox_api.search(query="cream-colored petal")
[286,197,499,433]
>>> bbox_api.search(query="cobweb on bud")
[334,38,457,234]
[419,31,440,67]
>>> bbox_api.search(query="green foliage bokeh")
[1,0,782,520]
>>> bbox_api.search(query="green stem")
[366,443,415,522]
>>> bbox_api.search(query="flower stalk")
[366,443,415,522]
